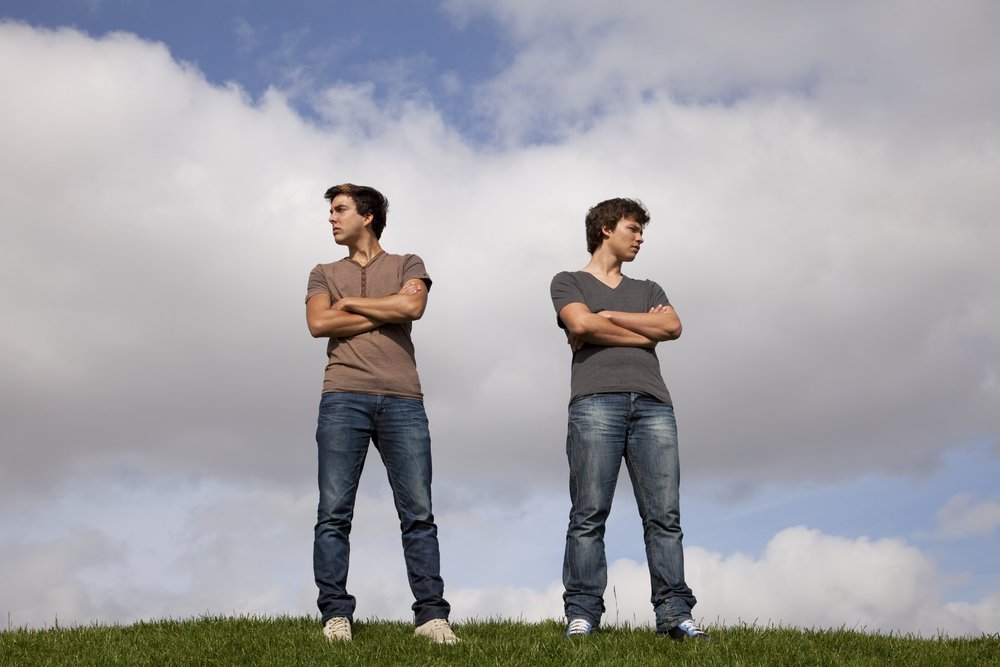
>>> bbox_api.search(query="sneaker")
[665,618,710,641]
[322,616,352,642]
[415,618,460,644]
[565,617,594,637]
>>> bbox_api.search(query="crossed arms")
[306,278,428,338]
[558,302,682,351]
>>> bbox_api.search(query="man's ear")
[601,223,615,239]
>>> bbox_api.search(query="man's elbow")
[401,299,426,322]
[650,321,682,342]
[562,316,590,337]
[388,291,424,322]
[307,318,326,338]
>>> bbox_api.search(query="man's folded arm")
[306,293,380,338]
[558,302,657,348]
[336,278,428,323]
[598,305,682,341]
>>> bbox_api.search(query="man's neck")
[346,237,384,267]
[582,247,624,281]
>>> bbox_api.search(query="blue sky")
[1,0,998,635]
[2,0,508,138]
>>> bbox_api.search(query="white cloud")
[3,484,995,637]
[945,592,1000,637]
[444,0,1000,142]
[2,18,996,503]
[632,526,997,636]
[2,531,121,627]
[935,494,1000,540]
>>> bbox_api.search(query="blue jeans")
[563,393,696,631]
[313,391,450,625]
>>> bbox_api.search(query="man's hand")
[598,304,669,318]
[398,280,424,296]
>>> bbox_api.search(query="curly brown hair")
[584,198,650,254]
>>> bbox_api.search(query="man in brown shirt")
[305,183,458,644]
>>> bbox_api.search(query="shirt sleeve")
[305,264,330,304]
[647,280,671,310]
[402,254,433,291]
[551,271,585,329]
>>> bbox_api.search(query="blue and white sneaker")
[565,617,594,637]
[665,619,710,641]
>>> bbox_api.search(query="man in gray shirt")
[550,197,708,641]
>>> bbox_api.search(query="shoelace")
[421,619,458,642]
[677,619,705,636]
[326,618,350,633]
[567,618,592,634]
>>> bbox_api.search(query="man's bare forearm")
[308,308,381,338]
[338,280,427,323]
[599,305,681,341]
[559,302,656,350]
[568,313,657,349]
[307,291,381,338]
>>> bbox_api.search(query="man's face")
[328,194,371,246]
[603,217,644,261]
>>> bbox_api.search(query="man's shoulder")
[622,275,659,288]
[550,270,579,292]
[551,269,581,284]
[383,251,422,263]
[381,252,431,288]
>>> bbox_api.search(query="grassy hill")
[1,616,996,666]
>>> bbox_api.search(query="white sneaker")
[566,617,594,637]
[414,618,460,644]
[322,616,352,642]
[666,618,711,641]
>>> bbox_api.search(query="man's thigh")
[625,397,680,514]
[316,392,376,503]
[372,397,433,508]
[567,394,630,499]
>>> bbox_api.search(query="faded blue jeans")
[314,391,450,625]
[563,393,697,632]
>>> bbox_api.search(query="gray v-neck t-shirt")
[550,271,673,406]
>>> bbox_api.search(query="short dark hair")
[585,198,650,254]
[324,183,389,239]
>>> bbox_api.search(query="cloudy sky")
[1,0,998,637]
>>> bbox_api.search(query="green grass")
[1,617,997,666]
